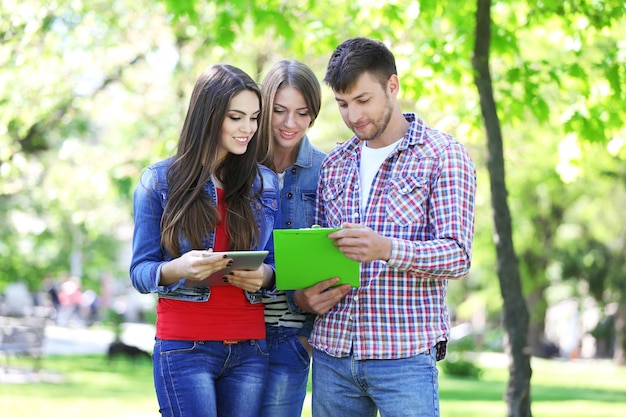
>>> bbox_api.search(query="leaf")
[162,0,198,21]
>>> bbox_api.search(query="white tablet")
[186,250,269,287]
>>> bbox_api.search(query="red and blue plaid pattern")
[310,113,477,360]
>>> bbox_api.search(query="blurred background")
[1,1,625,414]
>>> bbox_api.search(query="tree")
[0,0,175,290]
[1,0,625,413]
[472,1,532,415]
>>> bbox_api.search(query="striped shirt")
[310,113,476,360]
[263,171,306,329]
[262,137,326,332]
[263,292,305,328]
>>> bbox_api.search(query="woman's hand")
[159,250,233,286]
[225,263,275,292]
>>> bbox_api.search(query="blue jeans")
[260,326,311,417]
[312,348,439,417]
[153,338,269,417]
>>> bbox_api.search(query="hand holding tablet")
[185,250,269,287]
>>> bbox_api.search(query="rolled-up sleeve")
[129,168,183,294]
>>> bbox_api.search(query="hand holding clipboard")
[273,226,361,290]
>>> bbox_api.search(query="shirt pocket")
[386,176,429,226]
[320,182,345,226]
[259,191,280,230]
[301,191,317,227]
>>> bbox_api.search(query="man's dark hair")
[323,37,397,93]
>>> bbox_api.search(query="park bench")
[0,315,47,371]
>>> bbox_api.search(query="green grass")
[1,353,625,417]
[0,355,156,416]
[437,355,626,417]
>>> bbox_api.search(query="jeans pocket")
[157,339,198,356]
[290,336,312,368]
[252,339,270,358]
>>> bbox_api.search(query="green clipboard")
[273,227,361,290]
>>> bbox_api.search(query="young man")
[294,37,477,417]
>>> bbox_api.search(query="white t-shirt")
[276,171,286,191]
[359,138,402,212]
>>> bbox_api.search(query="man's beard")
[354,99,393,143]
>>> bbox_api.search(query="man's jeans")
[260,326,311,417]
[153,338,269,417]
[312,348,440,417]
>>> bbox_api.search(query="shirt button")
[286,221,292,226]
[287,192,293,199]
[291,168,297,174]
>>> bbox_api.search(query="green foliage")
[162,0,198,21]
[440,355,484,379]
[528,0,626,29]
[557,235,624,302]
[1,2,625,369]
[441,337,484,379]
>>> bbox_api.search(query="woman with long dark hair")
[130,64,280,417]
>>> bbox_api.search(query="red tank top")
[156,188,265,340]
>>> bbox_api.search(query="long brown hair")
[161,64,262,256]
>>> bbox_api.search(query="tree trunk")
[472,1,533,416]
[614,302,626,365]
[526,286,549,357]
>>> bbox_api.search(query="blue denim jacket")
[272,137,326,336]
[130,157,280,303]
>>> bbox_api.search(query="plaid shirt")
[311,113,476,360]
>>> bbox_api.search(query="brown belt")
[222,339,249,345]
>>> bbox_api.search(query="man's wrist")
[292,289,306,314]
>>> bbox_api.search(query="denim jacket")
[130,157,280,303]
[271,136,326,336]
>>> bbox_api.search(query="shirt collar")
[293,135,314,168]
[343,112,425,157]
